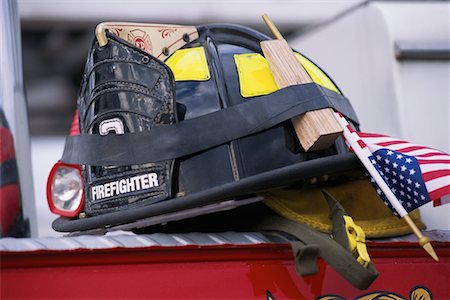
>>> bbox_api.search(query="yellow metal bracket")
[343,215,371,267]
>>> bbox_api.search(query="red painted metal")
[0,111,21,236]
[1,241,449,299]
[0,127,15,164]
[0,184,21,234]
[69,109,80,136]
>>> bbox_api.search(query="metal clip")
[95,23,109,47]
[343,215,371,267]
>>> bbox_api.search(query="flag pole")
[403,214,438,261]
[334,113,439,261]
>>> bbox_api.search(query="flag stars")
[365,140,439,214]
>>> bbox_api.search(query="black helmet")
[50,23,360,233]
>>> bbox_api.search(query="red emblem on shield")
[127,29,152,53]
[108,27,123,37]
[158,28,177,39]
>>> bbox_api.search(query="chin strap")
[321,188,371,268]
[252,188,378,290]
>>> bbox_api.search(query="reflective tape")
[166,47,210,81]
[234,52,340,98]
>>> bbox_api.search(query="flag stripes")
[335,112,450,214]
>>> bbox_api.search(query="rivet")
[320,174,329,182]
[308,177,318,185]
[182,33,190,42]
[162,47,170,56]
[176,192,186,197]
[141,56,149,63]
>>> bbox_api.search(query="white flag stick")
[334,113,407,216]
[334,112,438,261]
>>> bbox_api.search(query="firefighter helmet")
[51,23,361,232]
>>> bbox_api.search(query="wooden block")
[261,39,342,151]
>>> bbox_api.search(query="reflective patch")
[99,118,124,135]
[91,172,160,201]
[294,53,340,95]
[166,47,210,81]
[234,53,279,97]
[234,53,340,98]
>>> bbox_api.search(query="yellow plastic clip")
[343,215,371,267]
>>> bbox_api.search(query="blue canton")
[368,149,431,217]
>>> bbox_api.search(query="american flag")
[335,113,450,217]
[357,132,450,215]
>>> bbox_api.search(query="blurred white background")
[15,0,449,237]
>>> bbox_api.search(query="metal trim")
[395,41,450,60]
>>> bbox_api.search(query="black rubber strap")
[61,83,358,166]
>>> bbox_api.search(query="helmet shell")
[53,23,360,232]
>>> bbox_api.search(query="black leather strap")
[61,83,358,166]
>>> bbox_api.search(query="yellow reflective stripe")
[294,53,340,95]
[166,47,210,81]
[234,53,278,97]
[234,53,340,98]
[343,215,371,267]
